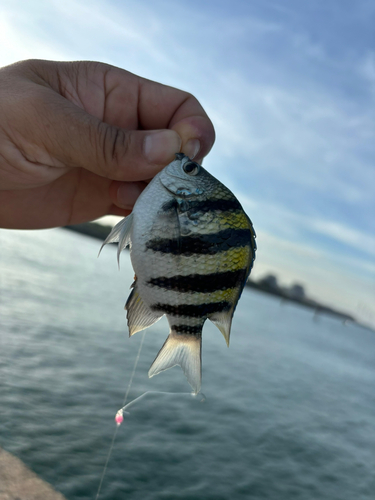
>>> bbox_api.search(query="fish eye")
[183,161,200,176]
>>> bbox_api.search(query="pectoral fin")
[98,213,134,266]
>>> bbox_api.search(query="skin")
[0,59,215,229]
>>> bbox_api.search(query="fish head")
[159,153,214,199]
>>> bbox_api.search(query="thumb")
[29,88,182,181]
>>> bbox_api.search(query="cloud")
[310,219,375,258]
[0,8,68,66]
[236,194,375,284]
[359,50,375,94]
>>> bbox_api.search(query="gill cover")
[160,154,204,197]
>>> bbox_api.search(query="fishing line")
[116,390,205,421]
[95,329,146,500]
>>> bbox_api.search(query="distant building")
[246,273,356,325]
[288,283,306,301]
[258,274,279,291]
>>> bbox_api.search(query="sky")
[1,0,374,327]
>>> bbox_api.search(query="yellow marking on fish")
[219,211,250,230]
[216,246,252,273]
[209,185,236,200]
[146,246,252,280]
[156,287,239,306]
[186,210,250,236]
[206,287,238,303]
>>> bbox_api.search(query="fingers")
[33,61,215,180]
[131,74,216,160]
[109,180,147,209]
[173,115,215,160]
[20,86,183,181]
[3,59,215,187]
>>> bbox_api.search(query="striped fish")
[101,153,256,394]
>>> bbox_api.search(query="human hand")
[0,60,215,229]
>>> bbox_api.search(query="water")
[1,228,374,500]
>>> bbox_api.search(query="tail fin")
[148,332,202,394]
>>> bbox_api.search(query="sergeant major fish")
[101,153,256,394]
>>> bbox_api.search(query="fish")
[101,153,256,394]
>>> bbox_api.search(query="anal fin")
[125,283,162,336]
[148,332,202,394]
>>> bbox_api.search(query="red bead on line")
[115,412,123,425]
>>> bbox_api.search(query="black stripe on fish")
[179,198,242,214]
[151,301,232,317]
[161,198,242,215]
[172,324,202,335]
[147,269,247,293]
[160,199,179,212]
[146,228,252,255]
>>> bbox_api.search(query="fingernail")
[183,139,201,160]
[117,182,144,208]
[143,130,182,164]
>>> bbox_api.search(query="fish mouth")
[175,152,187,161]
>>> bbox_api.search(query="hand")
[0,60,215,229]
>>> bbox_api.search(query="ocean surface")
[1,227,374,500]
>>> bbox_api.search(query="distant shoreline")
[63,222,357,326]
[64,221,113,241]
[245,279,355,323]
